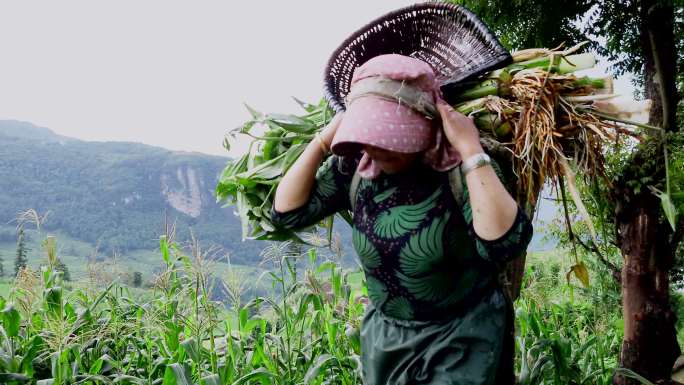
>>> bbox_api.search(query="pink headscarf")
[330,54,461,179]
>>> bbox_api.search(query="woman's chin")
[380,162,411,174]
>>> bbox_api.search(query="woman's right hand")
[319,113,344,149]
[274,112,344,213]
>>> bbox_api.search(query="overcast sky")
[0,1,418,157]
[0,1,634,158]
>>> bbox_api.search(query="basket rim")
[323,2,511,112]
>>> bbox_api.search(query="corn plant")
[0,226,640,384]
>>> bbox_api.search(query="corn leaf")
[200,375,221,385]
[304,354,338,385]
[113,375,147,384]
[1,304,20,338]
[236,191,250,240]
[230,368,274,385]
[243,103,262,119]
[266,113,316,134]
[0,374,30,383]
[659,192,678,231]
[559,157,599,245]
[567,262,590,288]
[162,363,192,385]
[180,338,201,364]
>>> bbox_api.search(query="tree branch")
[575,237,622,283]
[646,2,679,132]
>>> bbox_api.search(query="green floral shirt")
[272,156,532,321]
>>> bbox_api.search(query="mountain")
[0,120,265,265]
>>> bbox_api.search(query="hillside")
[0,120,266,265]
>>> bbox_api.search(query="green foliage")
[14,229,29,278]
[518,250,623,384]
[665,132,684,222]
[215,100,334,241]
[0,230,367,384]
[516,298,622,385]
[586,1,684,97]
[446,0,594,51]
[0,234,629,384]
[53,259,71,282]
[449,0,684,98]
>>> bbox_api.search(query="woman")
[271,54,533,385]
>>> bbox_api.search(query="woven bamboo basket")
[323,2,512,112]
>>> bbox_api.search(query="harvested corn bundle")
[216,99,335,241]
[216,44,650,242]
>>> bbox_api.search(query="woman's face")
[363,145,418,174]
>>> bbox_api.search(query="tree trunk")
[615,191,679,384]
[614,1,680,384]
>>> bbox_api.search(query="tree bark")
[614,185,680,384]
[614,1,681,383]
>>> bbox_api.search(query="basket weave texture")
[324,2,512,112]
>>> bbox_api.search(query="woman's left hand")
[437,100,519,240]
[436,99,483,158]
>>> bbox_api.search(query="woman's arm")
[460,148,518,240]
[436,101,518,241]
[274,114,343,213]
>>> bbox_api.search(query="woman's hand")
[436,99,483,158]
[437,99,518,240]
[320,113,344,149]
[274,112,344,213]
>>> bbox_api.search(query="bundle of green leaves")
[217,45,647,243]
[216,99,334,241]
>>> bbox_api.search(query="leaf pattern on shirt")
[373,187,441,239]
[271,156,535,320]
[396,270,456,303]
[373,187,397,204]
[366,275,388,307]
[383,297,414,320]
[435,269,480,308]
[308,194,323,218]
[316,168,337,199]
[277,193,322,228]
[447,220,476,262]
[398,212,450,276]
[352,228,381,269]
[461,194,473,224]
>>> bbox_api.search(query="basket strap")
[344,77,437,119]
[349,169,362,213]
[448,166,465,208]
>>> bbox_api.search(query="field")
[0,223,660,385]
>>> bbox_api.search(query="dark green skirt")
[360,289,514,385]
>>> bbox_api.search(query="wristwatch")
[461,153,491,175]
